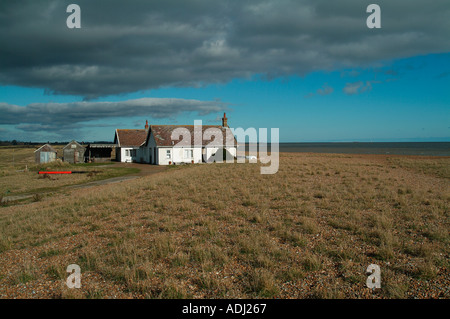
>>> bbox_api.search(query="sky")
[0,0,449,143]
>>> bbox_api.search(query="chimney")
[145,119,149,132]
[222,113,228,127]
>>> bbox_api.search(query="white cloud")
[317,83,334,96]
[343,81,376,95]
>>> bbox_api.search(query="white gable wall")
[119,147,137,163]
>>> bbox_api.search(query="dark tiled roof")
[115,129,147,147]
[149,125,237,147]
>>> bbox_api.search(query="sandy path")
[1,162,166,203]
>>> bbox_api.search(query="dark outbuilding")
[85,144,116,163]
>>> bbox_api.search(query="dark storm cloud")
[0,98,227,130]
[0,0,449,98]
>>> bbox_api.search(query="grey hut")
[63,140,86,164]
[34,144,57,164]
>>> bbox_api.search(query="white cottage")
[113,123,148,162]
[132,114,237,165]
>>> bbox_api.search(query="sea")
[240,142,450,157]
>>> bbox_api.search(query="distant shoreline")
[239,142,450,157]
[1,141,449,157]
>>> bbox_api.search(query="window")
[166,149,171,159]
[125,149,130,157]
[184,149,193,159]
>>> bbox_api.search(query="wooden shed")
[63,140,85,164]
[85,144,116,163]
[34,144,57,164]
